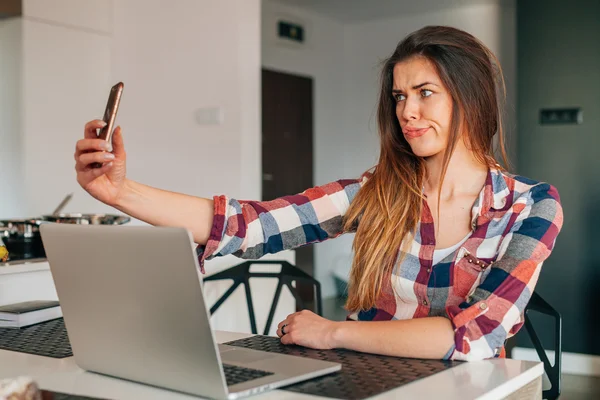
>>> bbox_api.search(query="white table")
[0,330,543,400]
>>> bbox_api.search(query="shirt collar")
[470,166,512,228]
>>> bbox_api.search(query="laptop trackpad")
[220,347,279,364]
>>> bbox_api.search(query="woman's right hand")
[75,120,128,206]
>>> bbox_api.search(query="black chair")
[204,260,323,335]
[522,291,562,400]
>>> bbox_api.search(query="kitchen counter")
[0,258,51,275]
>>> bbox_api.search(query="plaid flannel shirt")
[196,168,563,361]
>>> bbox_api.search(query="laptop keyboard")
[223,364,274,386]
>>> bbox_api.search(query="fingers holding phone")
[75,82,128,206]
[76,120,113,169]
[75,122,127,206]
[75,136,114,171]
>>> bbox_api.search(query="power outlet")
[540,108,582,125]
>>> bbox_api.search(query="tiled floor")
[321,296,600,399]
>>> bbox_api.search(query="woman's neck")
[423,140,488,200]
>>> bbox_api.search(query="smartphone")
[92,82,124,168]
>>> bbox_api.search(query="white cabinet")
[0,262,59,305]
[0,17,25,219]
[21,1,114,217]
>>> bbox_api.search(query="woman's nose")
[401,97,420,121]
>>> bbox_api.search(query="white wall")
[262,0,517,298]
[0,18,24,219]
[262,1,357,299]
[262,2,346,186]
[18,0,261,219]
[111,0,261,206]
[22,0,113,217]
[10,0,278,335]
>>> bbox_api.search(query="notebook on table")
[0,300,62,328]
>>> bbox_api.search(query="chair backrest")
[204,260,322,335]
[524,291,562,400]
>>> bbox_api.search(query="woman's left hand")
[276,310,340,349]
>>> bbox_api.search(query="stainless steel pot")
[0,219,47,261]
[1,214,130,263]
[0,218,45,237]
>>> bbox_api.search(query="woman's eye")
[394,93,406,102]
[421,89,433,97]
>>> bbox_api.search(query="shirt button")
[426,268,431,273]
[422,299,428,306]
[479,302,487,310]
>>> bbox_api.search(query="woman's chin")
[409,146,445,158]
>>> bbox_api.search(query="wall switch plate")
[195,106,224,125]
[540,108,582,125]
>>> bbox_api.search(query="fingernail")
[100,142,110,150]
[98,121,107,127]
[106,162,113,168]
[104,153,115,160]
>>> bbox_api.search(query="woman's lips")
[403,127,430,139]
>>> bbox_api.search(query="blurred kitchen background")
[0,0,598,398]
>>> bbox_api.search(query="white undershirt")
[432,233,471,265]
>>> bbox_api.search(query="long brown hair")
[343,26,509,312]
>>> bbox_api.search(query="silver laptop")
[40,224,340,400]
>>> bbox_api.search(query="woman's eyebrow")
[393,82,440,92]
[412,81,439,89]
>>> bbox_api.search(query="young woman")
[74,26,563,362]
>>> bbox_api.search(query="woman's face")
[393,56,454,158]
